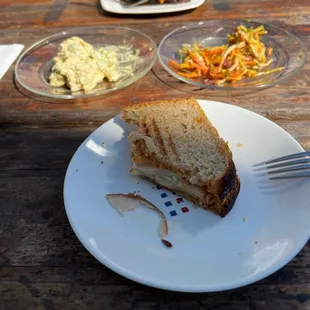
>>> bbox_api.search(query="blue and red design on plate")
[156,185,192,218]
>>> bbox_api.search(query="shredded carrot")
[178,71,201,78]
[169,24,284,86]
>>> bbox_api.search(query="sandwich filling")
[131,163,205,200]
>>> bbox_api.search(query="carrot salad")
[169,25,284,86]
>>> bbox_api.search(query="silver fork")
[253,151,310,180]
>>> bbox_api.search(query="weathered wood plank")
[0,128,91,170]
[0,278,309,309]
[1,0,310,30]
[1,118,310,173]
[1,1,310,308]
[3,265,309,285]
[2,72,310,127]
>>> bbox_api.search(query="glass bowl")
[15,26,157,100]
[158,20,307,96]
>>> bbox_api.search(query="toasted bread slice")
[121,97,240,217]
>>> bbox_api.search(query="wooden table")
[1,0,310,309]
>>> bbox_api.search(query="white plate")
[64,100,310,292]
[100,0,205,14]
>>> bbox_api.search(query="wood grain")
[1,0,310,29]
[1,0,310,309]
[1,20,310,129]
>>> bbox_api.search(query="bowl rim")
[157,19,307,92]
[14,25,158,100]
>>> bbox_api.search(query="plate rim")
[100,0,205,14]
[63,99,310,292]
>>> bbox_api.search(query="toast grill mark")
[151,117,167,157]
[168,134,178,158]
[141,115,150,135]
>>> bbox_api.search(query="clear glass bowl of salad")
[15,26,157,100]
[158,20,307,96]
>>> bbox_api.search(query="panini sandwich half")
[121,98,240,217]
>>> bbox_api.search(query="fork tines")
[254,151,310,180]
